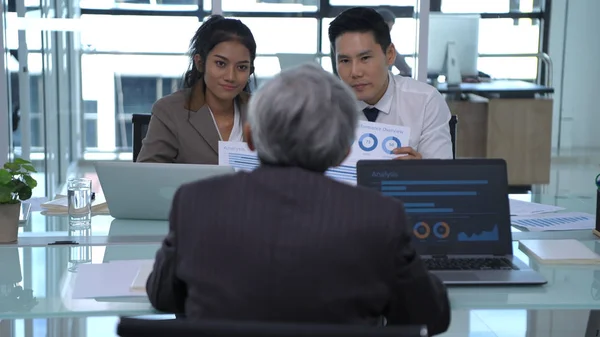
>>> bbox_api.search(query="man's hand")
[392,147,422,160]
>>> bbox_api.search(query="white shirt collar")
[209,102,243,142]
[357,72,394,115]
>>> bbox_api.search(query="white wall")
[549,0,600,152]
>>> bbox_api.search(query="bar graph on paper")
[511,212,596,231]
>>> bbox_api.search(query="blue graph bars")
[228,153,356,184]
[381,180,488,185]
[457,225,499,242]
[512,216,592,228]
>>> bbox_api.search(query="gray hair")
[247,63,359,172]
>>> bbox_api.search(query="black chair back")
[117,317,428,337]
[449,115,458,159]
[132,114,151,162]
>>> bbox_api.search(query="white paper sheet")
[218,121,411,185]
[71,260,152,299]
[509,198,565,216]
[511,212,596,231]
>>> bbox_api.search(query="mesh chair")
[449,115,458,159]
[117,317,428,337]
[132,114,152,162]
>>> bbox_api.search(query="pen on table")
[48,240,79,245]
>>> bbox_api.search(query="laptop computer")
[356,158,547,286]
[95,162,235,220]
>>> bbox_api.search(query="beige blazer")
[136,88,249,164]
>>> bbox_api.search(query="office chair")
[117,317,428,337]
[132,114,152,162]
[449,115,458,159]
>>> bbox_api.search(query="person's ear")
[243,123,255,151]
[386,43,396,67]
[193,54,204,73]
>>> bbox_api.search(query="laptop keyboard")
[423,257,519,271]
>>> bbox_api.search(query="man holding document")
[146,63,450,335]
[329,7,453,160]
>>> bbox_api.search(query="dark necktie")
[363,107,379,122]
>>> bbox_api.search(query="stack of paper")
[41,194,110,215]
[519,239,600,264]
[511,212,596,231]
[509,198,565,216]
[72,260,153,299]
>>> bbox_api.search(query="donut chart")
[382,136,401,154]
[358,133,378,152]
[413,222,431,239]
[433,222,450,239]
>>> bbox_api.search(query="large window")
[73,0,549,158]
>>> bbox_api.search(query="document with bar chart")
[218,121,410,185]
[511,212,596,231]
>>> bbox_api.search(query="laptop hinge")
[431,255,448,259]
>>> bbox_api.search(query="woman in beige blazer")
[137,15,257,164]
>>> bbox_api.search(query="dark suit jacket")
[146,166,451,335]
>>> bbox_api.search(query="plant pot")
[0,203,20,244]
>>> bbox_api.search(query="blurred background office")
[1,0,599,197]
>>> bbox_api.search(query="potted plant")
[0,158,37,243]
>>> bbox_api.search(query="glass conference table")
[3,192,598,336]
[2,235,600,336]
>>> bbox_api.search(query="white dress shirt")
[357,73,453,159]
[209,102,243,142]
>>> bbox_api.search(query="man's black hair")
[328,7,392,54]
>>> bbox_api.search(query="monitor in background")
[276,53,318,71]
[427,13,480,85]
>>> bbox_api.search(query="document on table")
[218,121,411,184]
[509,198,566,216]
[511,212,596,231]
[71,260,153,299]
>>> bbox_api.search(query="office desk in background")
[440,80,554,188]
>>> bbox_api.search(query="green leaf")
[3,163,18,172]
[0,170,10,185]
[13,158,29,165]
[0,185,12,203]
[23,175,37,189]
[17,185,32,201]
[22,165,36,173]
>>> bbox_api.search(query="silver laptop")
[95,162,235,220]
[356,159,547,286]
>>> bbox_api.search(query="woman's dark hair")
[183,15,257,94]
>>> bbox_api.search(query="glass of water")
[67,178,92,228]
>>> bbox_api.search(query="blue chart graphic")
[229,153,260,171]
[512,215,593,228]
[457,225,499,242]
[325,165,356,185]
[381,136,401,154]
[358,133,378,152]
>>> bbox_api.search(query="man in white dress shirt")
[328,7,453,160]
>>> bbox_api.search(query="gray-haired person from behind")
[146,63,450,335]
[244,63,358,172]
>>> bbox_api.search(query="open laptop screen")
[356,159,513,256]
